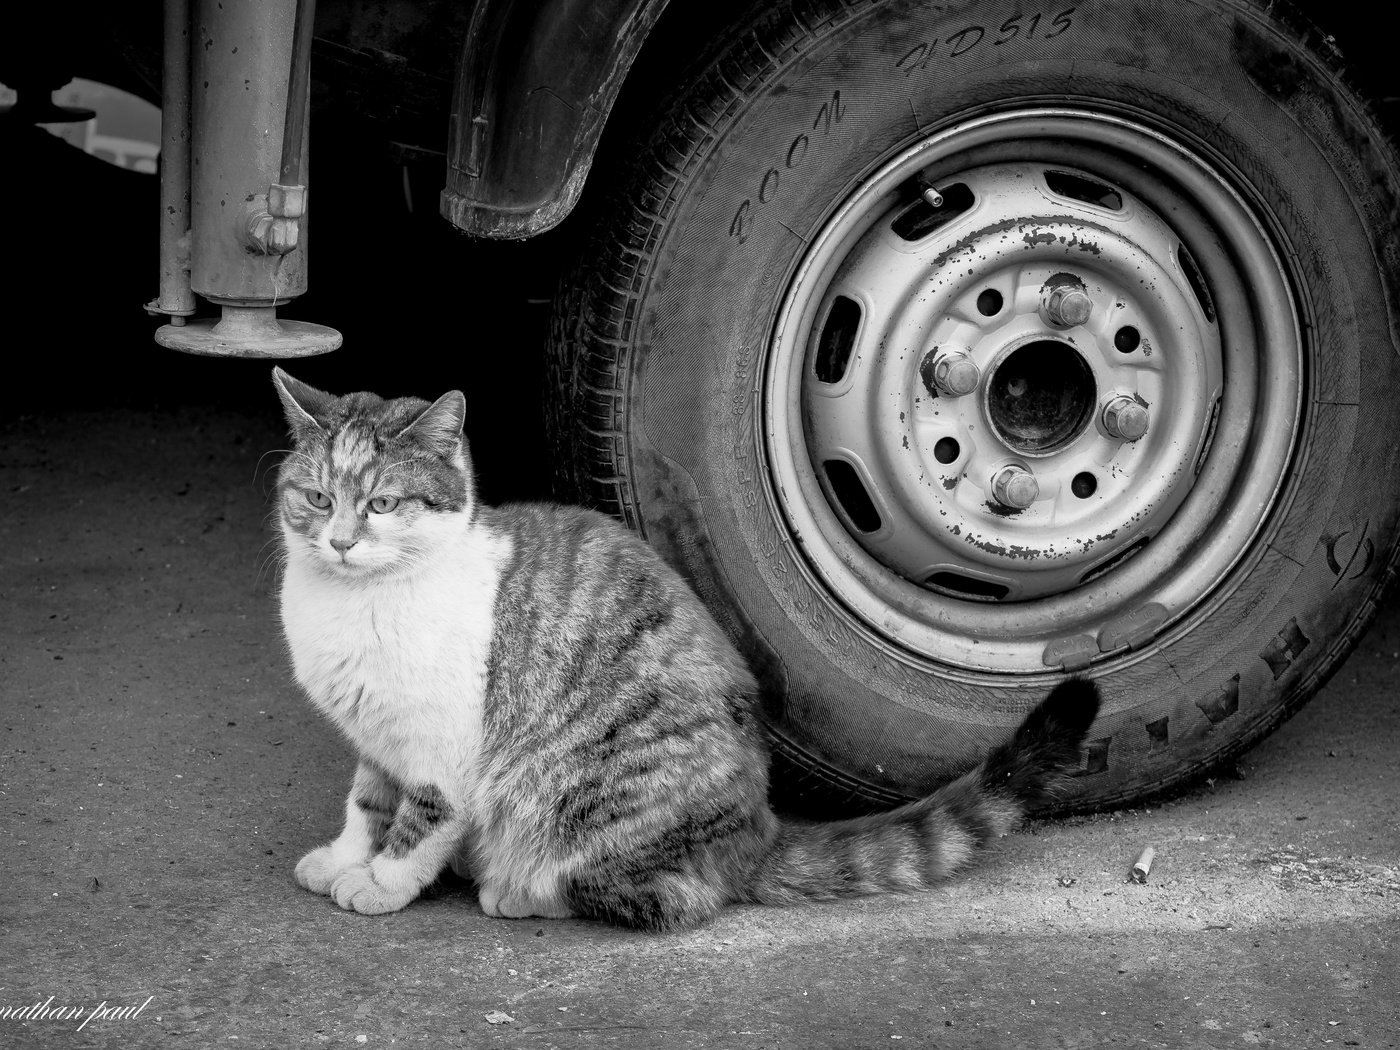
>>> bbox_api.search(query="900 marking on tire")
[550,0,1400,811]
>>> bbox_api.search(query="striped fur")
[271,370,1102,930]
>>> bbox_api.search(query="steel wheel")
[766,108,1300,673]
[550,0,1400,811]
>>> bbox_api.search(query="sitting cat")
[270,367,1100,930]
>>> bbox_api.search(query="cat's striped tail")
[743,678,1101,905]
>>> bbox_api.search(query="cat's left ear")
[399,391,466,457]
[272,367,333,438]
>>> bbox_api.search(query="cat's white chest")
[279,526,509,792]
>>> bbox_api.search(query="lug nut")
[1042,285,1093,328]
[1101,395,1150,441]
[991,465,1039,509]
[920,347,981,398]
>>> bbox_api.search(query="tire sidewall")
[616,0,1400,803]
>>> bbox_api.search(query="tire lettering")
[812,91,846,133]
[947,25,984,57]
[1076,738,1111,776]
[786,133,809,169]
[728,199,751,243]
[895,42,933,76]
[1260,618,1310,680]
[1196,674,1240,724]
[728,92,848,240]
[738,477,759,508]
[732,344,754,412]
[1145,716,1170,752]
[895,7,1076,72]
[1323,521,1374,588]
[1046,7,1075,38]
[759,168,781,203]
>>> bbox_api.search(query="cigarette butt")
[1130,845,1156,883]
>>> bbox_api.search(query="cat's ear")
[272,367,332,438]
[399,391,466,457]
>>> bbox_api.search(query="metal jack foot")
[155,305,342,358]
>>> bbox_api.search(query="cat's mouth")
[314,545,378,577]
[318,545,410,579]
[285,531,405,578]
[330,554,373,574]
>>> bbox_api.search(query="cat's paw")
[330,862,415,915]
[479,883,575,920]
[295,846,355,895]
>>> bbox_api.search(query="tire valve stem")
[920,184,944,209]
[991,465,1039,510]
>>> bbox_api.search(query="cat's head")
[271,367,473,578]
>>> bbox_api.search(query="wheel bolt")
[920,347,981,398]
[1042,285,1093,328]
[991,465,1039,509]
[1101,395,1150,441]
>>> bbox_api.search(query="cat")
[270,367,1101,931]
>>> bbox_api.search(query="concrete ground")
[2,391,1398,1050]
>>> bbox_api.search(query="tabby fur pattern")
[271,368,1101,930]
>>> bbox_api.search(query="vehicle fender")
[439,0,672,239]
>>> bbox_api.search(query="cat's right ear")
[272,367,332,440]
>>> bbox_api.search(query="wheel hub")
[985,339,1096,455]
[801,161,1222,601]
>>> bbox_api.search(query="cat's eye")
[368,495,400,514]
[305,490,331,509]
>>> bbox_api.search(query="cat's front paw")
[330,862,415,915]
[295,846,355,895]
[479,882,575,920]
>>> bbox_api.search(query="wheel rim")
[763,107,1302,677]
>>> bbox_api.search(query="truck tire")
[547,0,1400,812]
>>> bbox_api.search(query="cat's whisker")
[253,447,292,492]
[254,536,289,591]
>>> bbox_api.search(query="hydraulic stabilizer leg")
[152,0,341,357]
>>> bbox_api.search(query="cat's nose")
[330,537,357,555]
